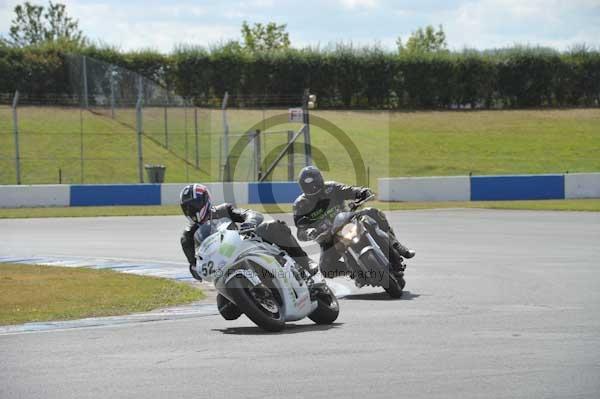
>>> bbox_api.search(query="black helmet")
[298,166,324,197]
[180,184,212,224]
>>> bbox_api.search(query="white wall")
[378,176,471,202]
[1,173,597,209]
[0,185,70,208]
[565,173,600,199]
[161,183,249,205]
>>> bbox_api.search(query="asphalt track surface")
[1,209,599,398]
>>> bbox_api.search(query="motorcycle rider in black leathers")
[180,183,317,278]
[293,166,415,278]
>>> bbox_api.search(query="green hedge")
[1,43,599,108]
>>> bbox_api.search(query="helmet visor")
[180,196,209,223]
[300,176,323,196]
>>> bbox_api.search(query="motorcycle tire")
[362,251,404,298]
[226,276,286,332]
[217,293,242,320]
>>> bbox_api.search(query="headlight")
[338,223,358,243]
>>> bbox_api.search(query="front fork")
[363,218,405,272]
[340,218,404,278]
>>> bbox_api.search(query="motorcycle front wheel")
[217,293,242,320]
[362,251,404,298]
[226,276,286,332]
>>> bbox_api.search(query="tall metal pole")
[163,104,169,148]
[137,76,144,182]
[137,75,144,103]
[79,107,84,183]
[136,97,144,183]
[184,103,189,182]
[221,91,230,181]
[82,56,89,108]
[287,130,295,181]
[11,91,21,185]
[109,68,115,119]
[302,89,312,166]
[218,138,222,181]
[254,130,261,181]
[194,107,199,168]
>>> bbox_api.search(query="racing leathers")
[180,203,314,274]
[293,181,412,277]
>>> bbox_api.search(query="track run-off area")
[1,209,599,398]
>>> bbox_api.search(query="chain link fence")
[4,54,592,187]
[0,55,312,185]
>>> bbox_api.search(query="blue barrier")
[8,173,597,209]
[470,175,565,201]
[70,184,161,206]
[248,182,301,204]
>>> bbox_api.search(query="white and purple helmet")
[180,184,212,224]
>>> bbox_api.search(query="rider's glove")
[357,188,372,200]
[306,228,318,240]
[239,222,257,233]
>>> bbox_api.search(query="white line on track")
[0,255,353,335]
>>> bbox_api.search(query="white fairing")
[195,220,320,322]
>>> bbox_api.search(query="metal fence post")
[222,91,230,181]
[109,67,116,119]
[136,97,144,183]
[184,103,189,181]
[82,55,89,108]
[164,101,169,148]
[287,130,295,181]
[194,107,199,168]
[137,75,144,103]
[218,137,222,181]
[79,107,84,183]
[302,89,312,166]
[11,90,21,185]
[254,129,261,180]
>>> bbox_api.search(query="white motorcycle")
[193,219,339,332]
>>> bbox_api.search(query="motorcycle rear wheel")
[226,276,286,332]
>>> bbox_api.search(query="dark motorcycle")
[305,195,408,298]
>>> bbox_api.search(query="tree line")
[1,1,599,109]
[2,43,599,108]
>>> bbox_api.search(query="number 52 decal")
[201,261,215,276]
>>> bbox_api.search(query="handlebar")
[238,222,257,235]
[349,194,375,211]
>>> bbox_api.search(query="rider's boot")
[389,230,416,259]
[366,209,415,259]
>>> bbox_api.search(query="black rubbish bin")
[144,164,166,183]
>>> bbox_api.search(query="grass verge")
[1,107,599,184]
[0,263,204,325]
[0,199,599,219]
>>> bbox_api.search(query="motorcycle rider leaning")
[293,166,415,278]
[179,183,317,281]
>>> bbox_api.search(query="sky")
[1,0,600,53]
